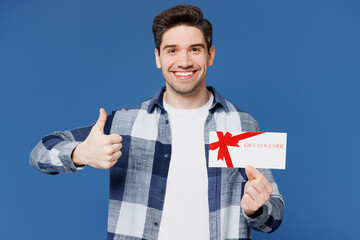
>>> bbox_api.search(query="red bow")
[209,132,264,167]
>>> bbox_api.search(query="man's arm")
[29,108,122,174]
[241,166,284,233]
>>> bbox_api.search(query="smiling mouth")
[172,70,198,79]
[174,71,196,76]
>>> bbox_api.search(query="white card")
[209,131,287,169]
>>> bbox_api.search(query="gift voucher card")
[209,131,287,169]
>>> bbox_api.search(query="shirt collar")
[147,86,229,113]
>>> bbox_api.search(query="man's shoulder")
[109,98,155,124]
[112,87,165,116]
[114,98,152,114]
[106,97,159,135]
[209,87,257,118]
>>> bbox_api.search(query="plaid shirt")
[30,86,284,240]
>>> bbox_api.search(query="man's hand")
[241,165,273,218]
[72,108,122,169]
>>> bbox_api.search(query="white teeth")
[174,71,194,76]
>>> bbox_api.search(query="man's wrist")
[245,206,263,218]
[71,143,86,166]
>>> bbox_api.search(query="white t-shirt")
[158,94,213,240]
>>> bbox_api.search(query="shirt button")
[154,222,158,227]
[165,120,169,124]
[164,154,169,158]
[161,189,165,194]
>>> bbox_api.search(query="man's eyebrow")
[162,44,178,51]
[161,43,206,51]
[189,43,206,49]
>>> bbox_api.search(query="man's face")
[155,25,215,96]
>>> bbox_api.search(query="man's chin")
[166,83,199,95]
[165,77,206,95]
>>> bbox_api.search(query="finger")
[245,165,255,181]
[241,194,260,217]
[247,167,273,194]
[245,186,268,211]
[111,143,122,152]
[92,108,107,133]
[105,158,118,169]
[241,193,252,207]
[111,151,122,161]
[241,193,257,212]
[245,165,264,180]
[250,179,267,195]
[251,176,273,194]
[245,185,260,201]
[264,180,273,195]
[249,180,271,203]
[107,134,122,144]
[242,193,253,203]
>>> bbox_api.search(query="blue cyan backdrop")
[0,0,359,239]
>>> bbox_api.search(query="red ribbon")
[209,132,264,168]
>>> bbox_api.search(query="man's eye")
[168,49,176,53]
[191,48,200,52]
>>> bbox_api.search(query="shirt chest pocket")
[225,168,248,183]
[222,168,248,202]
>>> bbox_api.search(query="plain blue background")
[1,0,359,239]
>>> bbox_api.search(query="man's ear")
[155,48,161,69]
[207,46,215,66]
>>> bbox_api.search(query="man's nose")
[177,52,193,68]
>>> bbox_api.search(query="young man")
[30,5,284,240]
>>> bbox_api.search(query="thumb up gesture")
[72,108,122,169]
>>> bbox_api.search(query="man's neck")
[163,86,210,109]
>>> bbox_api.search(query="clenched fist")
[241,165,273,218]
[72,108,122,169]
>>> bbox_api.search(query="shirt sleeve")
[29,111,115,175]
[243,168,285,233]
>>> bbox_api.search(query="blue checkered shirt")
[30,86,284,240]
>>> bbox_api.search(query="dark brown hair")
[152,5,213,53]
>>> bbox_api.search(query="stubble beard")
[165,77,205,95]
[164,67,205,95]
